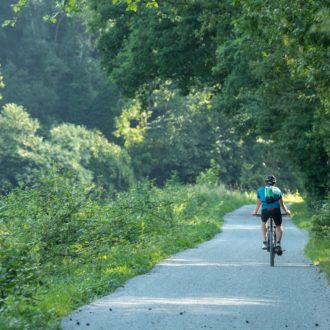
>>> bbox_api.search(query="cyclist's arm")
[279,198,290,214]
[252,198,261,215]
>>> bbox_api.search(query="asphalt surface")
[62,205,330,330]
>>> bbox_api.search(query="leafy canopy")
[0,103,134,194]
[2,0,158,26]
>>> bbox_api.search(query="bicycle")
[254,213,289,267]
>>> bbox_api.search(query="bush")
[312,196,330,239]
[0,172,96,328]
[0,172,254,329]
[291,200,330,282]
[196,161,220,187]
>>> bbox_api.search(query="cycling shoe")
[274,246,283,256]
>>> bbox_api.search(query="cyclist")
[252,175,290,251]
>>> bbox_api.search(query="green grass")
[44,185,253,328]
[291,202,330,282]
[34,192,328,329]
[290,201,313,230]
[305,238,330,280]
[1,183,254,329]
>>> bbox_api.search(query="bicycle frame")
[266,216,276,267]
[254,212,288,267]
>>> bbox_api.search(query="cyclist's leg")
[273,209,283,243]
[275,226,283,242]
[261,209,269,241]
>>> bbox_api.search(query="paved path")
[62,205,330,329]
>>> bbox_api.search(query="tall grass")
[0,175,254,329]
[291,202,330,282]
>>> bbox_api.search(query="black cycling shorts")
[261,208,282,226]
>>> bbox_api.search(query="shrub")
[312,196,330,239]
[0,171,254,329]
[0,172,96,328]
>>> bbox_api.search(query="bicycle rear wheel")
[269,225,275,267]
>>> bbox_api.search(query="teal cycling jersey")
[257,186,282,210]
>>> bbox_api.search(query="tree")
[2,0,159,27]
[46,123,134,192]
[87,0,235,96]
[114,84,300,190]
[115,87,219,184]
[86,0,324,197]
[0,103,134,194]
[0,103,42,192]
[3,0,326,197]
[233,0,330,199]
[0,0,121,139]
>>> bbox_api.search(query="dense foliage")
[311,198,330,239]
[0,1,329,328]
[0,171,254,329]
[0,0,122,139]
[0,174,94,328]
[0,103,134,194]
[114,85,297,189]
[0,0,306,192]
[87,0,329,200]
[291,202,330,281]
[233,0,330,201]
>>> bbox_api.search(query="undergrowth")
[291,201,330,282]
[0,173,254,329]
